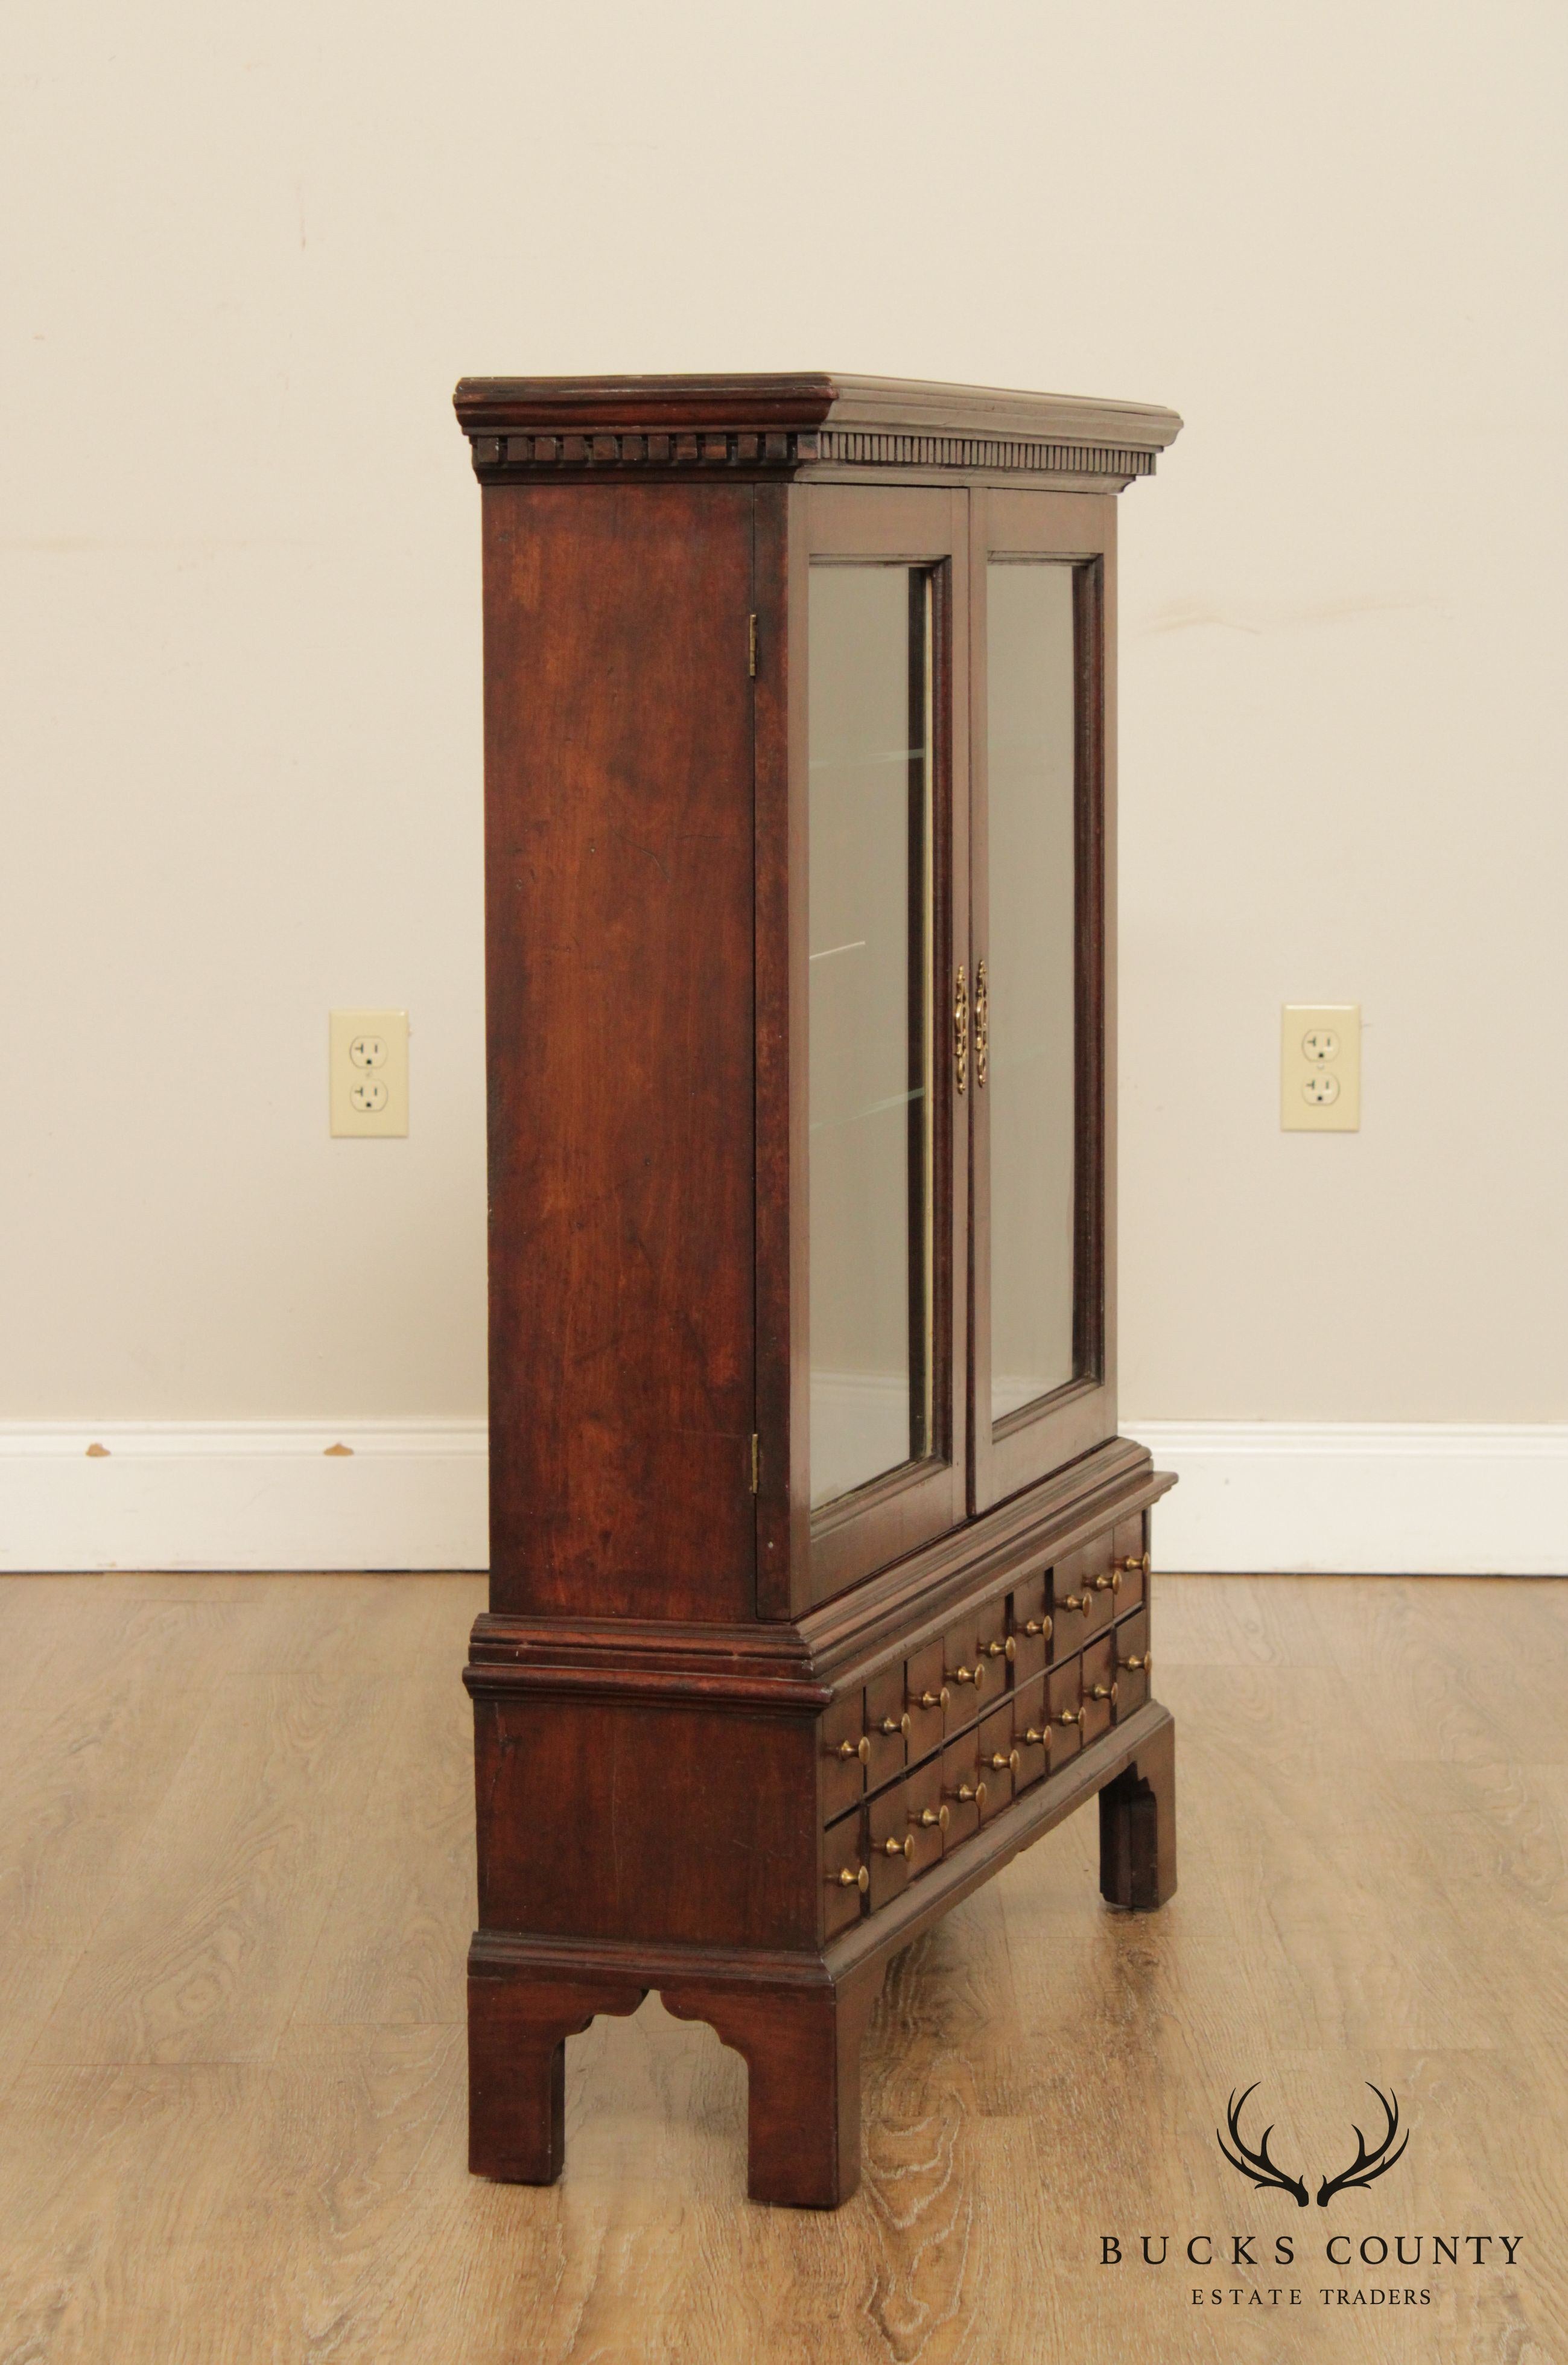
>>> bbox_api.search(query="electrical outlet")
[1281,1004,1359,1131]
[330,1009,408,1136]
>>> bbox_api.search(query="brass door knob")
[909,1686,950,1712]
[983,1748,1021,1775]
[1022,1724,1052,1748]
[1023,1615,1052,1641]
[1057,1708,1084,1726]
[834,1736,871,1763]
[877,1712,912,1738]
[983,1637,1016,1663]
[1117,1552,1152,1577]
[831,1865,869,1891]
[1089,1682,1118,1704]
[1117,1650,1152,1672]
[948,1663,986,1690]
[911,1804,950,1831]
[881,1835,915,1860]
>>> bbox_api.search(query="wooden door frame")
[968,488,1119,1514]
[757,482,970,1615]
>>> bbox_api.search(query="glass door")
[970,490,1114,1511]
[802,488,968,1601]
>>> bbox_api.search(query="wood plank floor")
[0,1573,1563,2363]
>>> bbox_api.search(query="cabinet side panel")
[483,484,756,1620]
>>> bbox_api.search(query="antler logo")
[1216,2083,1409,2208]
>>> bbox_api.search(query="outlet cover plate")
[330,1008,408,1138]
[1281,1002,1359,1131]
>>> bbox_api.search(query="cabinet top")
[454,372,1182,492]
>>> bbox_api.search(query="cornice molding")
[454,372,1182,489]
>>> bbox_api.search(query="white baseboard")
[1125,1421,1568,1576]
[0,1422,488,1573]
[1,1418,1562,1578]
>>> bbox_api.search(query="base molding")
[0,1420,487,1572]
[1127,1420,1568,1576]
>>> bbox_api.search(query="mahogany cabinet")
[454,373,1182,2208]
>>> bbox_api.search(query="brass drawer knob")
[1088,1682,1118,1704]
[983,1748,1021,1775]
[1022,1724,1053,1748]
[1117,1552,1152,1577]
[983,1637,1016,1663]
[911,1804,950,1831]
[880,1835,915,1860]
[831,1865,869,1891]
[948,1663,986,1690]
[1093,1570,1121,1593]
[1022,1615,1052,1640]
[1056,1708,1084,1727]
[1061,1591,1093,1614]
[909,1686,951,1712]
[834,1735,871,1763]
[876,1712,912,1738]
[1117,1650,1152,1673]
[945,1778,988,1807]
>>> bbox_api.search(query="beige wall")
[4,0,1564,1428]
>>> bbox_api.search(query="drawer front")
[1009,1569,1050,1685]
[822,1809,867,1937]
[903,1638,948,1760]
[868,1781,915,1911]
[942,1619,991,1728]
[1011,1673,1052,1790]
[1081,1633,1117,1743]
[941,1733,986,1845]
[1050,1549,1104,1652]
[821,1689,868,1822]
[903,1751,947,1874]
[1114,1604,1151,1712]
[1047,1654,1085,1763]
[1111,1515,1148,1612]
[975,1594,1014,1687]
[865,1666,910,1787]
[976,1703,1018,1817]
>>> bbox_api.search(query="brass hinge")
[749,1433,761,1492]
[747,614,758,678]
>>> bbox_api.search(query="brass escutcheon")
[954,966,969,1093]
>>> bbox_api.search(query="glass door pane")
[985,560,1078,1426]
[808,564,934,1509]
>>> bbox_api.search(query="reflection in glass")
[987,561,1078,1424]
[808,565,934,1509]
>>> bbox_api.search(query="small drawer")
[976,1594,1014,1685]
[865,1665,910,1786]
[903,1751,947,1874]
[868,1781,915,1911]
[1110,1515,1149,1612]
[903,1638,948,1760]
[1047,1654,1085,1764]
[1113,1605,1151,1712]
[821,1690,868,1822]
[976,1702,1019,1817]
[941,1733,986,1845]
[1009,1569,1051,1685]
[822,1809,867,1937]
[1011,1674,1052,1790]
[942,1620,991,1727]
[1081,1634,1117,1743]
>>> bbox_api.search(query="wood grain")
[1,1571,1564,2362]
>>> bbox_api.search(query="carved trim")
[467,426,1158,482]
